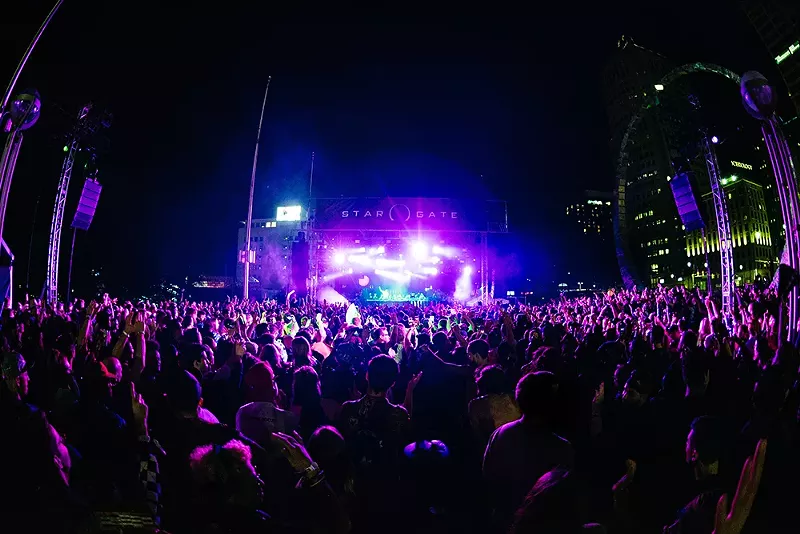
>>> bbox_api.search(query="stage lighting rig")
[45,102,112,303]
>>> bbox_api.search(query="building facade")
[236,208,306,296]
[603,36,689,287]
[565,190,614,239]
[686,166,774,288]
[742,1,800,117]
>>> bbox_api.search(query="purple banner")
[313,198,492,232]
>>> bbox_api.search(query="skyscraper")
[742,1,800,117]
[565,191,614,239]
[603,36,670,155]
[603,37,687,286]
[563,190,617,287]
[236,205,306,297]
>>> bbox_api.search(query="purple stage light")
[334,252,346,265]
[463,265,473,275]
[375,269,411,283]
[411,241,428,260]
[422,267,438,276]
[348,254,373,267]
[711,136,719,144]
[375,258,405,268]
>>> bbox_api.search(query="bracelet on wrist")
[298,461,320,479]
[304,470,326,488]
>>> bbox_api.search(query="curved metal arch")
[613,63,741,290]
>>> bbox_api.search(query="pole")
[0,131,24,247]
[1,0,64,113]
[309,151,315,198]
[701,228,712,295]
[307,152,316,302]
[243,77,272,301]
[66,227,76,302]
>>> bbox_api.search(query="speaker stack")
[669,157,705,232]
[291,232,309,295]
[71,178,102,231]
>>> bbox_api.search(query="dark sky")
[0,1,787,297]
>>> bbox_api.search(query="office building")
[236,205,306,296]
[603,36,687,286]
[565,190,614,239]
[603,36,671,155]
[742,1,800,117]
[685,158,774,287]
[562,190,617,287]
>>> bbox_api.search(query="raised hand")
[407,371,423,392]
[713,439,767,534]
[612,459,637,494]
[271,431,314,472]
[133,311,145,334]
[87,300,99,319]
[130,382,149,435]
[124,311,137,334]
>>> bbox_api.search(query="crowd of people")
[0,284,794,533]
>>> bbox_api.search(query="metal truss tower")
[46,104,91,303]
[700,135,735,315]
[762,117,800,342]
[480,232,489,304]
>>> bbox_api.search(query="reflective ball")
[740,71,776,121]
[10,89,41,130]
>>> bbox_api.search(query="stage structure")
[307,198,508,305]
[0,89,42,303]
[46,103,111,303]
[613,64,800,342]
[700,134,735,315]
[0,0,63,303]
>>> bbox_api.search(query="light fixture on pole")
[243,77,272,301]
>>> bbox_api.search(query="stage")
[306,197,507,304]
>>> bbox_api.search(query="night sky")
[0,1,787,298]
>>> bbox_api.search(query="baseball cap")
[1,353,31,380]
